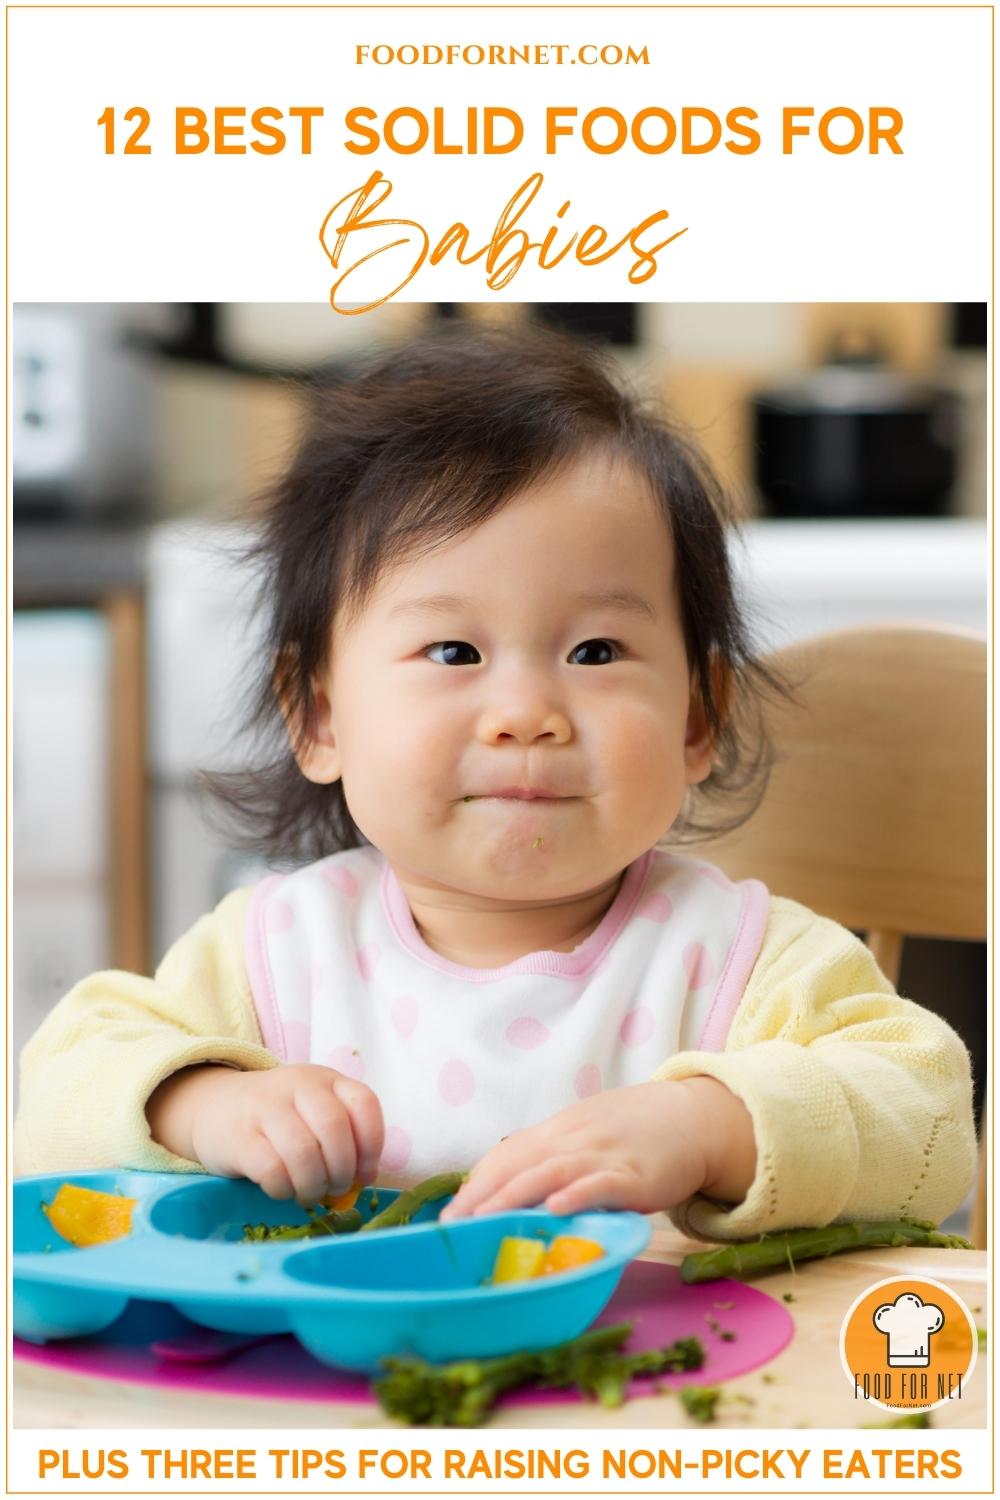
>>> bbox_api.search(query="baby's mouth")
[464,787,571,803]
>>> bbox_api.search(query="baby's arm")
[446,898,977,1233]
[16,888,382,1201]
[654,897,978,1240]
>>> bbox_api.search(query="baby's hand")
[147,1064,384,1204]
[439,1078,756,1221]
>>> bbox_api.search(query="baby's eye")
[568,638,621,666]
[425,641,482,666]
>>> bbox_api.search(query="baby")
[16,328,977,1241]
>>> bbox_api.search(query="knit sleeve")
[14,887,276,1175]
[652,895,978,1241]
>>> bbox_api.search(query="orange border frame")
[3,5,995,1494]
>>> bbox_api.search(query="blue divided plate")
[14,1171,650,1372]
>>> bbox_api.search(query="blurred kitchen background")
[13,301,988,1217]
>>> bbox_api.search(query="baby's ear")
[683,689,715,786]
[684,659,730,785]
[273,648,342,785]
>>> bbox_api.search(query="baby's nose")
[476,691,572,747]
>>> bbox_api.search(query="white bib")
[244,846,769,1184]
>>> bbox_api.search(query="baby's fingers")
[239,1132,294,1202]
[440,1134,537,1219]
[448,1153,599,1220]
[543,1170,634,1217]
[260,1108,330,1205]
[293,1085,357,1195]
[330,1076,384,1186]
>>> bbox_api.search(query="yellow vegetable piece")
[491,1236,548,1283]
[543,1235,605,1275]
[322,1178,362,1213]
[43,1184,136,1247]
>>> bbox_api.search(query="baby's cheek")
[339,755,407,844]
[380,756,466,841]
[412,764,468,830]
[609,706,686,783]
[613,745,690,836]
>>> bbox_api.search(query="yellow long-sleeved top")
[15,888,977,1241]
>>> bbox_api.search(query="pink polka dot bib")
[244,847,769,1185]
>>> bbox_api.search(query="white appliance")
[13,305,158,514]
[13,612,111,1063]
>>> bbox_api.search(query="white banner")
[8,1428,993,1494]
[7,6,992,304]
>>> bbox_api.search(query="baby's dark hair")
[212,324,785,860]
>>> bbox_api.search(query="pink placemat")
[14,1261,793,1409]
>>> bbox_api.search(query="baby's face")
[301,450,714,905]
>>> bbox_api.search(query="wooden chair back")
[697,624,987,1241]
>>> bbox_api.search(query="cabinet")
[13,526,149,1064]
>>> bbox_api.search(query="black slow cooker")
[753,362,959,519]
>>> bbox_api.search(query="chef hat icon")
[873,1293,944,1366]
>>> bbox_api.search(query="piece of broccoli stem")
[242,1206,363,1242]
[680,1218,973,1284]
[360,1171,467,1232]
[374,1324,705,1427]
[241,1171,467,1243]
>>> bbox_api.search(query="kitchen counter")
[733,518,987,650]
[13,519,148,606]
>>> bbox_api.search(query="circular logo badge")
[840,1275,978,1413]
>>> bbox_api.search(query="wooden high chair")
[696,624,988,1246]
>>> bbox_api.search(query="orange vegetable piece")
[322,1178,362,1212]
[43,1184,136,1247]
[542,1235,605,1275]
